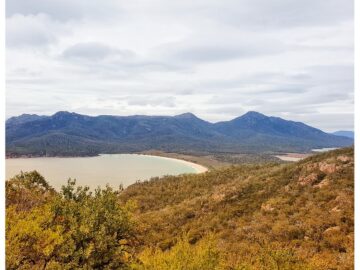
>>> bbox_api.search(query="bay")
[6,154,206,190]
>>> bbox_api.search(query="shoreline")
[274,153,312,162]
[274,148,340,162]
[5,152,222,170]
[135,154,209,174]
[6,153,209,174]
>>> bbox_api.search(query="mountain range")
[331,130,354,139]
[6,111,353,156]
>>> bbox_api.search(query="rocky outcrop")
[314,178,330,188]
[300,154,354,187]
[337,155,352,163]
[318,162,337,174]
[298,173,318,186]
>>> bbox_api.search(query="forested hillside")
[6,148,354,269]
[6,111,353,156]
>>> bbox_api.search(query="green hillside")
[6,148,354,269]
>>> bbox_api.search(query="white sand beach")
[139,154,209,173]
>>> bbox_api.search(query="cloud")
[169,43,283,63]
[60,43,185,75]
[5,0,354,132]
[6,0,123,21]
[6,14,57,47]
[204,0,353,29]
[126,96,176,107]
[7,0,352,28]
[62,42,134,61]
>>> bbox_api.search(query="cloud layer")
[6,0,354,131]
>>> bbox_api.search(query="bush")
[6,175,136,269]
[134,235,221,270]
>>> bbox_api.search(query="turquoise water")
[6,154,197,190]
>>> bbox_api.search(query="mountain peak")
[6,113,47,125]
[241,111,267,119]
[174,112,198,119]
[53,111,72,116]
[230,111,267,122]
[19,113,40,117]
[52,111,83,117]
[52,111,83,120]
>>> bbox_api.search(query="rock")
[337,155,351,163]
[261,203,275,212]
[330,206,341,213]
[323,226,341,235]
[335,195,342,202]
[314,178,330,188]
[298,173,318,186]
[318,162,337,174]
[211,193,225,202]
[333,194,351,210]
[306,163,317,171]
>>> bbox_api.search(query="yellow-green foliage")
[134,235,220,270]
[132,235,312,270]
[6,204,64,269]
[6,173,136,269]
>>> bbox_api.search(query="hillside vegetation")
[6,111,353,157]
[6,148,354,269]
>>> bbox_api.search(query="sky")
[6,0,354,132]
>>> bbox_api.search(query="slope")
[120,147,354,269]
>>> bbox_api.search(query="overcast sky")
[6,0,354,131]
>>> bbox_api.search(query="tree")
[6,174,136,269]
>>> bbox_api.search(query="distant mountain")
[6,114,47,126]
[332,130,354,139]
[6,111,353,156]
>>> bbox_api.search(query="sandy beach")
[274,153,312,162]
[139,154,209,173]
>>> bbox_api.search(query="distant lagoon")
[6,154,208,190]
[275,147,339,162]
[311,147,339,152]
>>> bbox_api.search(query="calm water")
[312,147,339,152]
[6,154,198,190]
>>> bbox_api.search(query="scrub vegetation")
[6,148,354,269]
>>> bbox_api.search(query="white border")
[354,0,359,268]
[0,0,6,268]
[0,2,357,270]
